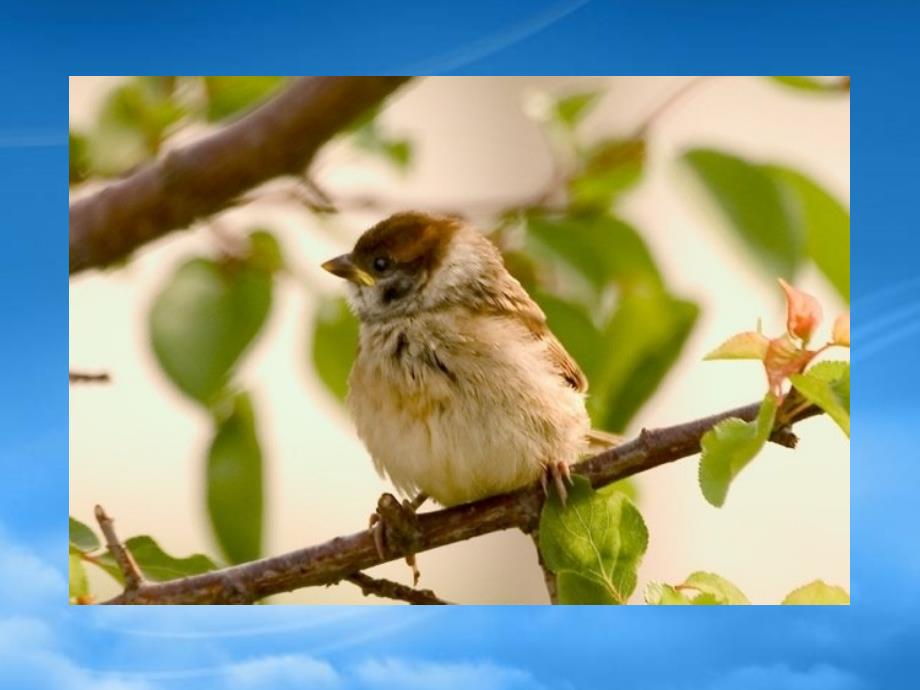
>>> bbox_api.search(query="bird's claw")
[368,493,425,585]
[542,461,573,507]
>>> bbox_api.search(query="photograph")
[69,75,850,606]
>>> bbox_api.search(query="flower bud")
[779,279,822,343]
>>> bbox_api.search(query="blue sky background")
[1,1,917,688]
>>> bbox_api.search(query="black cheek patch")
[381,274,415,304]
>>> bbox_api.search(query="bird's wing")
[486,272,589,394]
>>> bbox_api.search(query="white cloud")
[0,531,65,610]
[0,616,156,690]
[225,654,341,689]
[355,658,548,690]
[705,663,868,690]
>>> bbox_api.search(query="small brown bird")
[322,212,606,524]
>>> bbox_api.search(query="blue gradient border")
[2,1,915,688]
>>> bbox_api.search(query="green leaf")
[247,229,285,274]
[88,77,184,176]
[556,571,620,604]
[347,105,413,171]
[644,582,692,605]
[526,212,663,294]
[311,295,359,403]
[569,138,645,210]
[150,257,272,405]
[704,331,769,361]
[683,148,803,281]
[539,475,649,604]
[765,166,850,302]
[533,291,603,384]
[69,554,90,602]
[207,392,264,564]
[69,517,100,553]
[90,535,218,584]
[204,76,286,121]
[782,579,850,604]
[127,536,218,581]
[591,291,699,432]
[770,76,850,93]
[699,394,779,507]
[680,571,750,604]
[553,91,603,129]
[790,361,850,437]
[69,130,91,184]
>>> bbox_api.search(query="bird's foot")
[368,493,427,586]
[540,461,573,507]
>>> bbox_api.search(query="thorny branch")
[99,399,821,605]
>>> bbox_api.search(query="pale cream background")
[70,77,849,604]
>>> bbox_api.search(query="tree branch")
[343,572,450,605]
[69,370,111,384]
[69,76,411,274]
[100,399,821,605]
[94,504,144,591]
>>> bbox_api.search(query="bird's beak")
[321,254,376,287]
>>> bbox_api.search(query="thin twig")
[94,505,144,591]
[69,371,111,384]
[100,399,821,605]
[635,76,712,137]
[344,572,450,605]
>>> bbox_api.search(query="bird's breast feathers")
[346,310,589,506]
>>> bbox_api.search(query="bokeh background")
[69,75,849,604]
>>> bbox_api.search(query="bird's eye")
[373,256,390,273]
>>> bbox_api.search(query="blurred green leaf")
[69,517,100,553]
[207,392,264,564]
[534,291,602,382]
[69,554,90,602]
[680,571,750,604]
[247,229,286,274]
[204,76,286,121]
[88,77,184,176]
[539,475,648,604]
[69,131,91,184]
[526,212,662,295]
[790,361,850,437]
[590,291,699,432]
[569,138,645,210]
[552,90,603,129]
[150,257,272,405]
[683,148,804,280]
[782,579,850,604]
[698,394,779,508]
[645,582,692,604]
[765,165,850,302]
[347,103,413,171]
[770,76,850,93]
[311,295,359,403]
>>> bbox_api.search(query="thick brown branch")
[344,572,450,605]
[70,76,410,274]
[101,400,821,605]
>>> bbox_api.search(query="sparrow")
[322,211,613,515]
